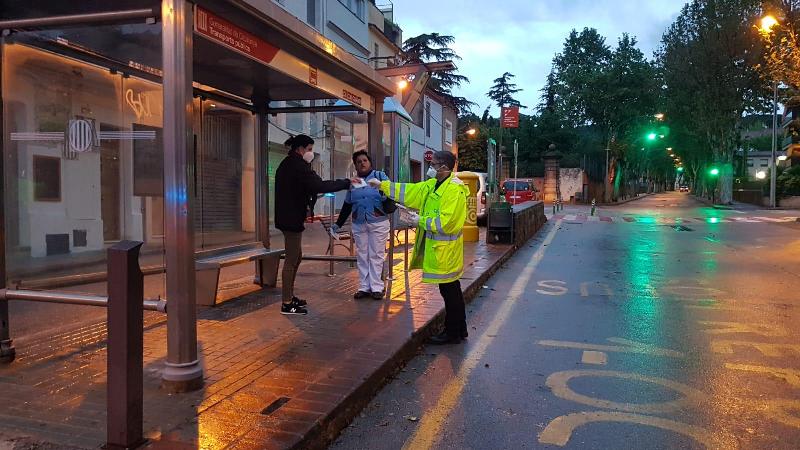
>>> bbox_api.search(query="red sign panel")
[309,66,318,86]
[194,6,279,66]
[501,106,520,128]
[424,150,434,162]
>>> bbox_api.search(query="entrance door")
[100,125,121,241]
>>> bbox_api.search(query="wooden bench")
[195,243,285,306]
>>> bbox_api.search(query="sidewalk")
[0,229,521,450]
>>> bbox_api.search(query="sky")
[392,0,688,115]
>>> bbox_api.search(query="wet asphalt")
[331,192,800,450]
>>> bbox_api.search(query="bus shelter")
[0,0,394,390]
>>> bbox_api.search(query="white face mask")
[303,151,315,163]
[426,165,438,179]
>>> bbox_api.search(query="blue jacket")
[336,170,390,226]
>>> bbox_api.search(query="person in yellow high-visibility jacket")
[369,151,469,344]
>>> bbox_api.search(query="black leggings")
[438,280,466,337]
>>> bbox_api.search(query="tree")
[759,1,800,89]
[486,72,526,108]
[401,33,477,114]
[658,0,766,204]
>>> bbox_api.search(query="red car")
[502,179,539,204]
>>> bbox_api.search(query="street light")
[760,15,779,33]
[760,14,780,208]
[654,113,665,121]
[756,170,767,179]
[778,154,788,161]
[397,79,409,90]
[466,128,477,136]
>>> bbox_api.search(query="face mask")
[426,166,438,179]
[303,151,315,163]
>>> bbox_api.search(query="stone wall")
[512,201,547,248]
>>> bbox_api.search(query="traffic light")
[709,167,719,176]
[647,133,657,141]
[677,167,684,172]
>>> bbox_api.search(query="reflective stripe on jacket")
[380,174,468,284]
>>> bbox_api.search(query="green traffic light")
[647,133,657,141]
[677,167,684,172]
[709,168,719,176]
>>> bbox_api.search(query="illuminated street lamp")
[654,113,665,121]
[759,13,780,208]
[756,170,767,180]
[466,128,477,136]
[397,79,409,90]
[760,15,779,33]
[778,154,788,161]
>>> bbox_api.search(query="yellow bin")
[456,171,480,242]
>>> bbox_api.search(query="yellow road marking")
[725,363,800,388]
[712,340,800,357]
[697,321,788,337]
[538,411,737,448]
[401,220,562,450]
[536,337,684,358]
[581,351,607,365]
[546,370,708,414]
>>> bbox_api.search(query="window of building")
[339,0,365,20]
[306,0,316,28]
[33,156,61,202]
[425,102,431,138]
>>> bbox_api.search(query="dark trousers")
[281,231,303,303]
[438,280,466,338]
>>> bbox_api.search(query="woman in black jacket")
[275,135,355,315]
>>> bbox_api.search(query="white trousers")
[352,220,391,293]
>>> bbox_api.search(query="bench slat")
[197,248,285,269]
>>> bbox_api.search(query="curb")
[294,225,543,450]
[599,192,655,206]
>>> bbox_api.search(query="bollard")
[591,198,596,216]
[107,241,145,450]
[552,200,556,214]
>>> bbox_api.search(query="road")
[332,192,800,450]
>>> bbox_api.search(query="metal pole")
[255,110,270,285]
[770,80,778,209]
[605,146,610,203]
[0,289,165,312]
[106,241,145,450]
[161,0,202,392]
[328,118,335,277]
[0,41,13,364]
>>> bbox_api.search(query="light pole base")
[0,339,15,363]
[161,359,203,393]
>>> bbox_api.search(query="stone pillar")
[542,146,562,203]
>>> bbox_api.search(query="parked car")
[502,178,539,204]
[679,185,689,192]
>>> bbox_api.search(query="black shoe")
[281,299,308,315]
[354,291,371,299]
[371,291,385,300]
[428,332,462,345]
[292,296,307,306]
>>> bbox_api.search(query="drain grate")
[261,397,291,416]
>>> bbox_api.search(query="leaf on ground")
[404,415,419,422]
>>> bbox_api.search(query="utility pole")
[770,80,778,208]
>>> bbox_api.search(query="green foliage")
[777,164,800,197]
[486,72,526,109]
